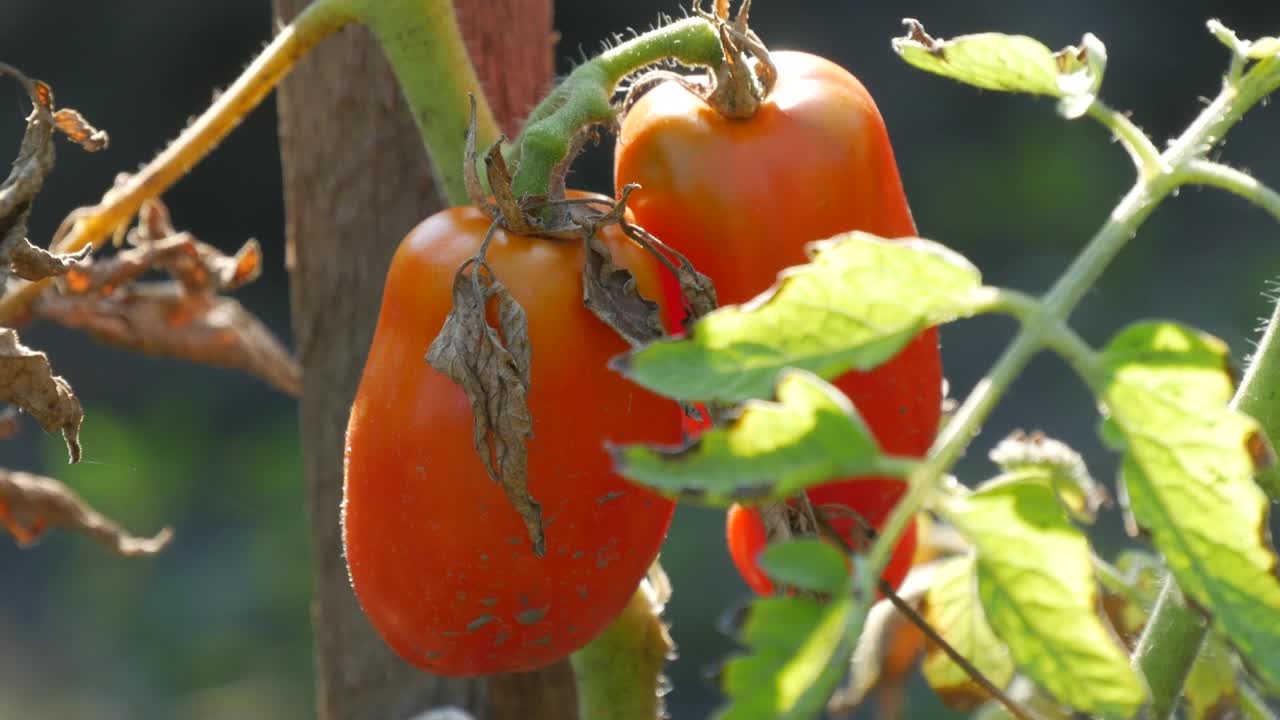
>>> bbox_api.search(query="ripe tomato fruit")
[726,483,919,596]
[343,195,680,677]
[615,50,941,594]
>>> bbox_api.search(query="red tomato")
[725,492,919,596]
[615,50,941,593]
[343,195,680,677]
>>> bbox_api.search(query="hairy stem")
[350,0,500,205]
[508,16,725,201]
[570,575,672,720]
[0,0,354,326]
[851,48,1280,690]
[1179,159,1280,225]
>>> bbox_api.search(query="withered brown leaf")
[52,108,108,152]
[581,230,666,348]
[0,63,105,285]
[9,242,91,281]
[33,283,300,397]
[425,263,543,556]
[0,468,171,557]
[0,329,81,462]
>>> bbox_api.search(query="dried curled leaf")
[9,242,92,281]
[35,197,296,396]
[0,63,104,286]
[426,263,543,555]
[0,329,81,462]
[581,230,666,348]
[0,468,170,556]
[63,233,262,296]
[52,108,108,152]
[33,283,299,397]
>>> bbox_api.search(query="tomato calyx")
[623,1,776,122]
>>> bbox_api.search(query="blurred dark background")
[0,1,1277,718]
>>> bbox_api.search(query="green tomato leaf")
[921,554,1016,711]
[614,232,984,403]
[718,595,856,720]
[758,539,850,595]
[892,20,1106,117]
[612,370,888,504]
[1098,321,1280,691]
[942,478,1147,718]
[988,431,1108,523]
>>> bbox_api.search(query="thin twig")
[807,505,1037,720]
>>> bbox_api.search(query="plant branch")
[850,38,1280,703]
[508,17,725,201]
[1087,101,1163,176]
[1178,159,1280,224]
[809,507,1036,720]
[0,0,354,327]
[570,571,672,720]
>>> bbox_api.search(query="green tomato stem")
[1131,580,1207,720]
[851,40,1280,720]
[347,0,500,206]
[570,575,672,720]
[1087,101,1162,176]
[1179,158,1280,224]
[508,16,725,201]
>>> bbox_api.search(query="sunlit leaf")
[614,233,984,403]
[612,370,886,504]
[718,595,856,720]
[758,539,849,594]
[1097,321,1280,690]
[941,478,1146,718]
[892,20,1106,117]
[921,554,1015,711]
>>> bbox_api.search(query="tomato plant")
[614,49,942,591]
[725,480,920,596]
[342,195,680,677]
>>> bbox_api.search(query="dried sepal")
[0,468,170,557]
[619,220,718,327]
[0,329,82,462]
[33,283,300,397]
[462,95,496,215]
[581,230,666,349]
[425,257,543,556]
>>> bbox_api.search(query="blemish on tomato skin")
[424,651,442,659]
[494,630,510,647]
[466,614,496,632]
[456,591,467,601]
[576,586,588,600]
[596,490,626,505]
[523,635,552,648]
[441,631,461,638]
[505,536,523,545]
[516,607,549,625]
[572,550,585,560]
[480,597,499,607]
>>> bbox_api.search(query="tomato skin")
[725,494,918,596]
[616,51,941,593]
[343,196,680,677]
